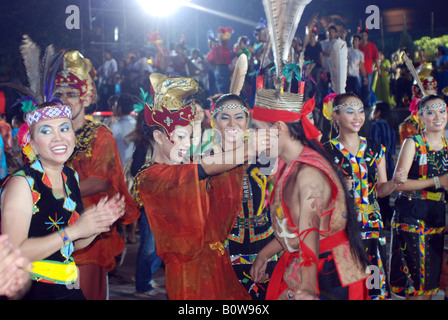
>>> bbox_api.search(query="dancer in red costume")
[249,0,369,300]
[53,51,139,300]
[134,74,259,300]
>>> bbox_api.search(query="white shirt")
[100,58,118,85]
[321,39,336,72]
[348,48,364,77]
[110,115,136,167]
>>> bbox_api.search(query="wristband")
[434,176,441,189]
[58,228,72,246]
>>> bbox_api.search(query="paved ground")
[107,217,447,301]
[108,236,167,300]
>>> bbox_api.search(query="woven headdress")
[145,73,198,136]
[252,0,319,140]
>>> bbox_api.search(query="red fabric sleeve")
[71,125,139,270]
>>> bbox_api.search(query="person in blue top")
[370,101,396,226]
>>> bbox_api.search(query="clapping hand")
[96,194,126,226]
[0,235,31,299]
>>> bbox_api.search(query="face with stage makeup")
[29,117,75,167]
[153,124,193,164]
[418,96,447,133]
[213,96,250,151]
[332,96,365,134]
[52,86,93,123]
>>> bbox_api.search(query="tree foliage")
[415,35,448,62]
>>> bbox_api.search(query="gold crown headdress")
[54,51,97,102]
[145,73,199,136]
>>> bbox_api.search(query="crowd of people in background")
[89,22,448,137]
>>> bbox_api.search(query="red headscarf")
[252,96,320,141]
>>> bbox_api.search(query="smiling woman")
[136,0,190,16]
[323,93,407,300]
[390,95,448,300]
[1,101,125,300]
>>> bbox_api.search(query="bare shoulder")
[296,164,332,204]
[285,164,332,205]
[296,164,331,188]
[1,175,32,204]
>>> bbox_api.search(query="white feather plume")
[229,53,248,96]
[330,38,348,94]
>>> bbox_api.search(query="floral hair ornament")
[409,98,420,116]
[323,93,338,120]
[145,73,198,136]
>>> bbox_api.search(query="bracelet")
[434,176,441,189]
[58,228,72,246]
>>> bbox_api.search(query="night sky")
[0,0,447,78]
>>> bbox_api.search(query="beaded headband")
[332,100,364,112]
[26,105,72,126]
[419,102,447,113]
[212,104,249,116]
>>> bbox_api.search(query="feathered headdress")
[412,62,437,99]
[229,53,248,97]
[329,38,348,95]
[0,35,63,110]
[402,51,429,128]
[252,0,319,141]
[0,35,69,161]
[133,87,153,113]
[402,51,425,97]
[210,53,250,143]
[262,0,312,90]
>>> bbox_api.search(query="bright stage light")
[137,0,190,17]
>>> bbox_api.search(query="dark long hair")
[286,121,370,269]
[126,110,151,148]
